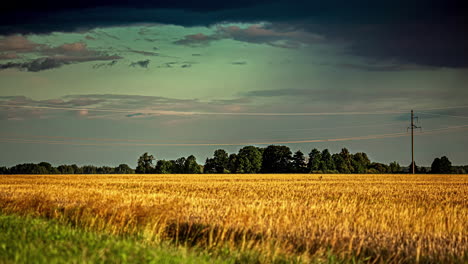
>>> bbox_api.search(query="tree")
[369,162,389,173]
[203,158,216,173]
[136,153,155,174]
[71,164,83,174]
[307,148,322,173]
[352,152,370,173]
[173,157,187,173]
[81,165,98,174]
[339,148,354,173]
[213,149,229,173]
[237,146,262,173]
[388,161,401,173]
[184,155,201,173]
[115,164,134,174]
[431,156,452,174]
[155,160,174,174]
[97,166,115,174]
[320,149,335,172]
[38,162,59,174]
[0,166,9,174]
[291,150,307,173]
[333,154,348,173]
[261,145,292,173]
[57,165,75,174]
[227,153,238,173]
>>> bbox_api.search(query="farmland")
[0,174,467,263]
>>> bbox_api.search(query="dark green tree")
[38,162,59,174]
[261,145,292,173]
[136,153,155,174]
[71,164,83,174]
[352,152,371,173]
[184,155,201,174]
[0,166,9,174]
[203,158,216,173]
[291,150,307,173]
[57,165,75,174]
[320,149,335,172]
[212,149,229,173]
[173,157,186,173]
[155,160,174,174]
[237,146,263,173]
[431,156,452,174]
[388,161,401,173]
[307,148,322,173]
[97,166,115,174]
[227,153,238,173]
[115,164,134,174]
[332,154,347,173]
[82,165,98,174]
[368,162,389,173]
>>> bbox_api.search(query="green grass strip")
[0,213,230,264]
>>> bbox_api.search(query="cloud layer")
[0,36,123,71]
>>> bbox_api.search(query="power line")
[0,104,409,116]
[417,112,468,119]
[0,125,466,147]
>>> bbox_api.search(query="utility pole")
[408,110,421,174]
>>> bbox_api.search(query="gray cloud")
[0,38,124,71]
[173,24,324,48]
[129,59,150,68]
[173,33,221,46]
[0,55,122,72]
[335,63,437,72]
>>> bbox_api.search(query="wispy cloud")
[173,24,324,49]
[0,38,123,71]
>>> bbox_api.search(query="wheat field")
[0,174,466,263]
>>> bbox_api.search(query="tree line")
[0,145,463,174]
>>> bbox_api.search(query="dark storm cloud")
[0,1,466,68]
[129,59,150,68]
[335,63,436,72]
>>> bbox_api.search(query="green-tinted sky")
[1,4,468,167]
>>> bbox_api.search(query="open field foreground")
[0,174,467,263]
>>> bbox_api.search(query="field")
[0,174,467,263]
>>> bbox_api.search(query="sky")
[1,0,467,167]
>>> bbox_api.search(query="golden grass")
[0,174,467,263]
